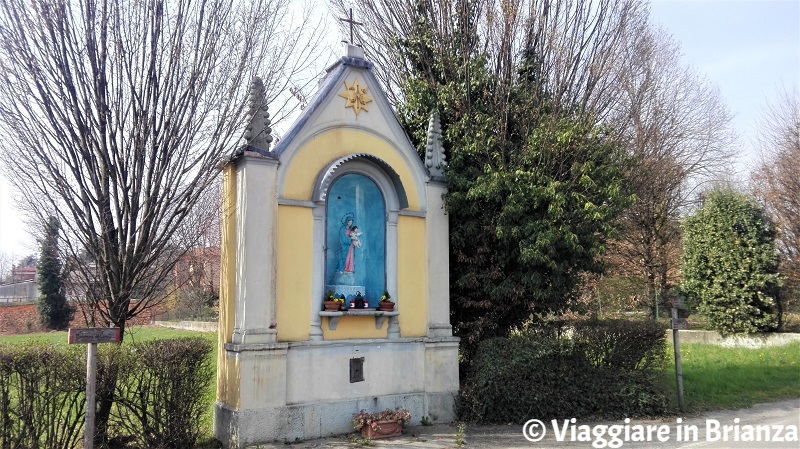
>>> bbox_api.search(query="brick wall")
[0,302,166,335]
[0,304,45,334]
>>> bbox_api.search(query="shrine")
[214,43,459,448]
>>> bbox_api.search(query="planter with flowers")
[378,290,395,311]
[323,290,344,311]
[352,408,411,440]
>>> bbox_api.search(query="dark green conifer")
[37,216,74,330]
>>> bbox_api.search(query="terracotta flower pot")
[323,301,340,311]
[360,420,402,439]
[378,301,395,311]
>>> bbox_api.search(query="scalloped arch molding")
[313,153,409,209]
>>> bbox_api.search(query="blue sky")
[649,0,800,177]
[0,0,798,259]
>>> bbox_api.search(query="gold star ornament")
[338,79,373,115]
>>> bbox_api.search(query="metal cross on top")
[340,8,363,44]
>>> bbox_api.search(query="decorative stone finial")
[244,76,273,151]
[425,111,446,179]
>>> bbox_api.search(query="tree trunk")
[93,319,125,448]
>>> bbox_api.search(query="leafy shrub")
[681,188,782,335]
[572,318,666,371]
[114,337,214,449]
[457,318,668,423]
[0,342,85,449]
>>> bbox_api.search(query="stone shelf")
[319,310,399,331]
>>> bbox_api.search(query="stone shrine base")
[214,336,459,449]
[215,391,456,447]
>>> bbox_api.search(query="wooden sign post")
[670,298,686,411]
[69,328,121,449]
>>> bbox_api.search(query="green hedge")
[457,318,669,423]
[0,341,85,449]
[114,338,214,449]
[0,337,213,449]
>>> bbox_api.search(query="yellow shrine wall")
[281,129,421,210]
[397,215,427,337]
[215,61,459,446]
[279,127,428,340]
[217,164,240,405]
[276,205,314,341]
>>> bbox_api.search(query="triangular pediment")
[273,46,421,171]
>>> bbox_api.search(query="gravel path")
[251,398,799,449]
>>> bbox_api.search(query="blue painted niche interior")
[325,173,386,305]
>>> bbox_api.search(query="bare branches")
[328,0,641,121]
[612,24,737,209]
[327,0,455,103]
[752,86,800,288]
[517,0,644,120]
[0,0,326,329]
[607,22,737,314]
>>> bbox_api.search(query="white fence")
[0,280,38,303]
[153,320,217,332]
[669,329,800,348]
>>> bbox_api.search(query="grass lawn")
[0,325,215,344]
[663,341,800,412]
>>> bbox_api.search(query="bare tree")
[0,251,11,283]
[328,0,644,123]
[752,87,800,307]
[167,178,222,320]
[0,0,325,335]
[606,23,736,316]
[0,1,326,442]
[515,0,646,121]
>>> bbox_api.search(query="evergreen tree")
[37,216,73,330]
[681,188,782,335]
[395,4,631,349]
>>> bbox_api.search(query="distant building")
[0,261,38,303]
[173,246,221,292]
[11,266,36,282]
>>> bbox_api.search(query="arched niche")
[309,155,405,339]
[324,174,386,304]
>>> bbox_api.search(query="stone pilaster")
[231,154,279,344]
[425,181,452,337]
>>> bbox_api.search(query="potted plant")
[378,290,395,311]
[352,408,411,440]
[323,290,340,311]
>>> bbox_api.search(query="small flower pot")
[378,302,395,311]
[360,420,402,439]
[323,301,340,311]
